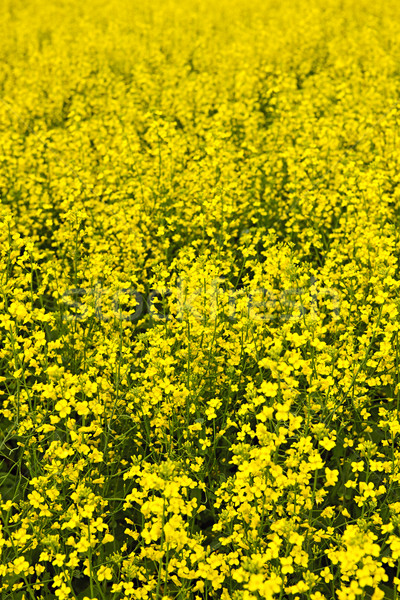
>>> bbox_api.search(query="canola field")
[2,0,400,598]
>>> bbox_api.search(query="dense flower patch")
[1,0,400,598]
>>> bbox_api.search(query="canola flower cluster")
[1,0,400,598]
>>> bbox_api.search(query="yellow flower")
[275,401,291,420]
[97,565,113,581]
[324,468,339,487]
[280,556,294,574]
[319,436,336,451]
[260,381,279,397]
[351,461,364,473]
[55,399,71,418]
